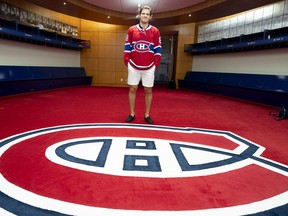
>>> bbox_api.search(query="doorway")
[155,33,178,85]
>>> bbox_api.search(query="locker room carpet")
[0,86,287,216]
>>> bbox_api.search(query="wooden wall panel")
[98,32,117,45]
[95,71,116,85]
[98,23,117,32]
[97,59,115,71]
[80,19,130,86]
[98,46,116,58]
[80,19,99,32]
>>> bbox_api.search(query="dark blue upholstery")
[0,66,87,81]
[178,72,288,107]
[0,66,92,96]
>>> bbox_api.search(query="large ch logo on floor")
[44,124,288,178]
[1,123,288,216]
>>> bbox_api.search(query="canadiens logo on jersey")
[133,40,151,53]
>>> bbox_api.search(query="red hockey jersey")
[124,24,162,70]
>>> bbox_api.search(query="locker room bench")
[178,71,288,107]
[0,66,92,96]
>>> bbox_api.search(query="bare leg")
[144,86,152,117]
[128,85,138,116]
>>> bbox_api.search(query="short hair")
[139,6,152,16]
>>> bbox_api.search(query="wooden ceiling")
[24,0,280,26]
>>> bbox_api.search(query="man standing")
[124,5,162,124]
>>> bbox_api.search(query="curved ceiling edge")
[24,0,280,26]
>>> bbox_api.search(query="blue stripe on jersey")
[124,44,131,52]
[154,46,162,55]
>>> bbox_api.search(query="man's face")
[139,9,152,24]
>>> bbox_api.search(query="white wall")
[0,39,80,67]
[192,48,288,75]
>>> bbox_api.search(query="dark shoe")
[144,116,153,124]
[126,115,135,122]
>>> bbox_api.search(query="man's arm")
[154,29,162,68]
[124,30,132,66]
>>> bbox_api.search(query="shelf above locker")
[184,27,288,54]
[0,17,90,50]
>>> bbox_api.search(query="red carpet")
[0,86,287,215]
